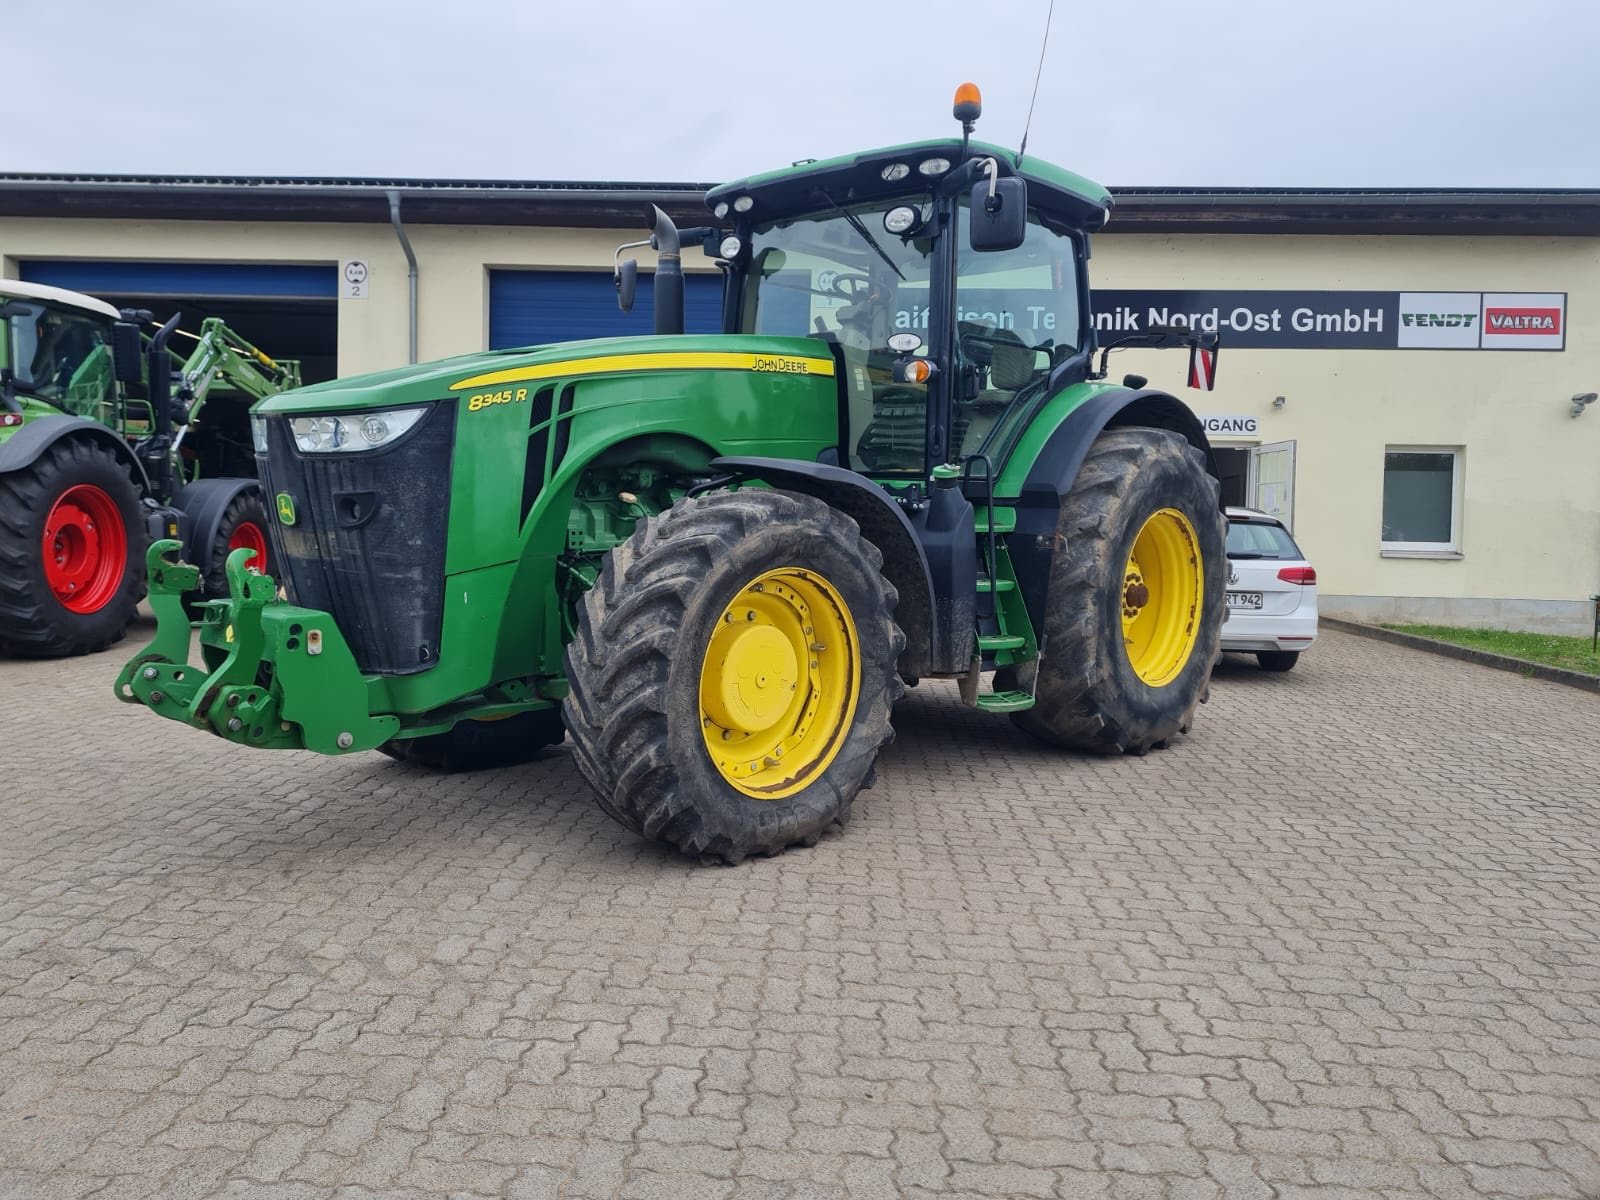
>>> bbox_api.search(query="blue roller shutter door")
[489,270,723,349]
[19,261,336,299]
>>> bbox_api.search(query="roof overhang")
[0,174,1597,236]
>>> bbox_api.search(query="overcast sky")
[11,0,1600,188]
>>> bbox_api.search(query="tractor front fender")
[1008,388,1219,635]
[711,456,940,676]
[0,414,151,494]
[173,476,263,563]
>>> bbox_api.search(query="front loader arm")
[177,318,303,416]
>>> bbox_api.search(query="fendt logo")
[1401,312,1477,328]
[1484,307,1562,335]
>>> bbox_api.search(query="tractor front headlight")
[289,405,427,453]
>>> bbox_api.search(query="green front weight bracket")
[114,541,399,754]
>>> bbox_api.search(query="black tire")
[377,708,566,771]
[181,487,274,622]
[1256,650,1299,673]
[0,437,147,658]
[197,488,274,599]
[563,489,904,864]
[1009,427,1225,754]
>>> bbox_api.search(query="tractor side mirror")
[969,176,1027,252]
[111,321,145,385]
[615,259,638,313]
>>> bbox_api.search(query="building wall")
[1094,233,1600,633]
[4,216,1596,631]
[0,217,711,377]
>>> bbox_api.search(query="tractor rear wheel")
[563,489,904,864]
[377,708,566,771]
[0,438,147,658]
[1009,427,1225,753]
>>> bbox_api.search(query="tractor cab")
[0,281,121,423]
[704,95,1110,489]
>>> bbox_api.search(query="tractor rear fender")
[1007,388,1218,634]
[173,477,263,564]
[0,414,151,495]
[710,456,940,677]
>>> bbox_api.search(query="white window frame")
[1381,445,1464,558]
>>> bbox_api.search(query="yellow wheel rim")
[1120,507,1203,687]
[699,567,861,799]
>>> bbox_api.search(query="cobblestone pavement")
[2,623,1599,1200]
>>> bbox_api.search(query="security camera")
[1571,392,1598,418]
[1272,395,1286,409]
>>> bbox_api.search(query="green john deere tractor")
[117,86,1227,863]
[1,282,302,656]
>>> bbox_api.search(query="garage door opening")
[19,261,338,384]
[20,260,338,481]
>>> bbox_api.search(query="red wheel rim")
[42,484,128,614]
[228,521,269,574]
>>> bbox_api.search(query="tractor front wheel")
[183,487,276,620]
[1010,427,1225,754]
[563,489,904,864]
[0,438,147,658]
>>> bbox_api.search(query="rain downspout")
[386,190,418,364]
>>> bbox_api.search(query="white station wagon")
[1220,507,1318,671]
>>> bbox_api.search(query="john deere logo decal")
[276,493,297,525]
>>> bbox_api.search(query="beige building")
[3,176,1596,633]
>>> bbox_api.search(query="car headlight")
[289,405,427,453]
[250,414,268,454]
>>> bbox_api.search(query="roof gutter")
[387,190,418,365]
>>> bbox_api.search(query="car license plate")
[1226,591,1264,610]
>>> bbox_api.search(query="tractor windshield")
[738,200,939,474]
[4,301,116,416]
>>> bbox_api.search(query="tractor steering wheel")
[829,273,873,301]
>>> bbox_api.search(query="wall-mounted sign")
[342,260,369,300]
[1092,290,1566,351]
[1201,415,1259,437]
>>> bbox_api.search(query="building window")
[1381,447,1462,556]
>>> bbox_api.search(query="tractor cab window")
[739,201,939,474]
[952,204,1082,459]
[5,301,115,416]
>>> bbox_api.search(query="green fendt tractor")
[0,281,302,656]
[117,87,1227,863]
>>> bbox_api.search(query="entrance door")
[1211,446,1249,508]
[1248,440,1296,529]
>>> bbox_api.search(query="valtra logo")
[1484,307,1562,335]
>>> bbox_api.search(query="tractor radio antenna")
[1018,0,1055,160]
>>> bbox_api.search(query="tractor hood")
[254,334,839,416]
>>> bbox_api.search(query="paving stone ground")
[2,621,1598,1199]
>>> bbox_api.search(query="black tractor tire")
[0,438,147,658]
[377,708,566,771]
[1256,650,1299,673]
[563,488,904,864]
[182,487,275,621]
[1008,427,1226,754]
[197,488,274,599]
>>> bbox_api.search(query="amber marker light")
[953,82,982,124]
[903,360,933,384]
